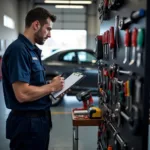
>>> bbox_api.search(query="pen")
[60,73,64,77]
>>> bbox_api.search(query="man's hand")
[50,75,64,92]
[58,89,71,98]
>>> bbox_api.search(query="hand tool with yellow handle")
[74,107,103,119]
[126,79,133,112]
[88,107,103,119]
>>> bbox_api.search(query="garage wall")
[18,0,34,34]
[35,3,100,50]
[34,4,86,30]
[18,1,100,50]
[0,0,19,51]
[86,1,100,50]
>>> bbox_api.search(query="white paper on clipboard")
[51,72,85,98]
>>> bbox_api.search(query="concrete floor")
[0,82,99,150]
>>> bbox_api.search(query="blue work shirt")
[2,34,51,110]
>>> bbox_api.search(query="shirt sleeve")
[7,45,31,84]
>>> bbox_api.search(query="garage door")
[35,5,86,30]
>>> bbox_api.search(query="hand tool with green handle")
[136,28,144,67]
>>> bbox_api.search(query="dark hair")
[25,7,56,27]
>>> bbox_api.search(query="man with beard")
[2,7,64,150]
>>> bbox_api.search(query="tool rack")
[96,0,149,150]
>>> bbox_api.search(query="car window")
[77,51,96,64]
[61,52,77,62]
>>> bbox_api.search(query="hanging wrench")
[135,77,143,104]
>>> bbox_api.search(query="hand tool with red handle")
[103,68,109,90]
[109,26,115,59]
[129,28,138,65]
[123,29,130,64]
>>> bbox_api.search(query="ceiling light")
[44,1,92,4]
[55,5,84,9]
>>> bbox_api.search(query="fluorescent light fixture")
[45,1,92,4]
[55,5,84,9]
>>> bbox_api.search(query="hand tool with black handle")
[115,15,120,56]
[135,77,143,104]
[109,0,124,10]
[102,34,105,59]
[119,9,145,30]
[104,32,107,59]
[103,0,110,20]
[95,35,103,60]
[106,30,110,60]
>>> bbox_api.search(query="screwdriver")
[104,32,107,59]
[129,28,138,65]
[123,29,130,64]
[102,33,105,59]
[125,80,132,112]
[109,26,115,59]
[128,79,133,112]
[106,30,110,60]
[136,28,144,67]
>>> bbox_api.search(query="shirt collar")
[18,34,42,55]
[18,34,35,50]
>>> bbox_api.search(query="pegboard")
[96,0,149,150]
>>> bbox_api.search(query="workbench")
[72,110,103,150]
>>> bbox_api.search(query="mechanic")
[2,7,64,150]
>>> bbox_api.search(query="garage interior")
[0,0,149,150]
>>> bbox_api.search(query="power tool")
[73,90,103,119]
[76,90,94,110]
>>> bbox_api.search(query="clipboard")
[51,72,85,98]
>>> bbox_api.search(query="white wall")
[18,0,34,34]
[0,0,18,40]
[86,1,100,50]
